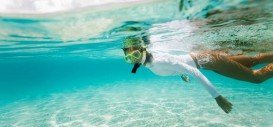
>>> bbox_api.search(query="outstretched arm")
[179,63,233,113]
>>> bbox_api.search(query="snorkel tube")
[131,63,141,73]
[131,50,146,74]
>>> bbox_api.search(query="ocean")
[0,0,272,126]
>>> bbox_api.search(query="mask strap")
[140,51,146,64]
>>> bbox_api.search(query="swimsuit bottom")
[190,53,215,69]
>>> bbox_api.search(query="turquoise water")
[0,0,273,126]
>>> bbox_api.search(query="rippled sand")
[1,78,272,127]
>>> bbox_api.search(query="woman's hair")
[123,35,150,49]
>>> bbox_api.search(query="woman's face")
[123,47,143,64]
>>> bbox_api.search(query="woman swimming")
[122,36,273,114]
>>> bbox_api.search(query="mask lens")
[124,50,142,63]
[125,55,133,63]
[132,50,141,59]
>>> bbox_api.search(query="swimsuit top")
[145,52,220,98]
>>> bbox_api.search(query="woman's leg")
[254,63,273,82]
[256,53,273,63]
[194,53,272,84]
[227,55,258,68]
[228,53,273,68]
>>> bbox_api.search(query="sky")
[0,0,140,14]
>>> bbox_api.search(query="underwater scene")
[0,0,273,126]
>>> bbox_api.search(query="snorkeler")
[122,36,273,114]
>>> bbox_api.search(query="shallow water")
[0,0,273,126]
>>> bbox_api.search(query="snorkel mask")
[122,36,147,73]
[123,48,146,64]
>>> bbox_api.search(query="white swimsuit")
[145,52,220,98]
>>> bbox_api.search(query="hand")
[215,95,233,114]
